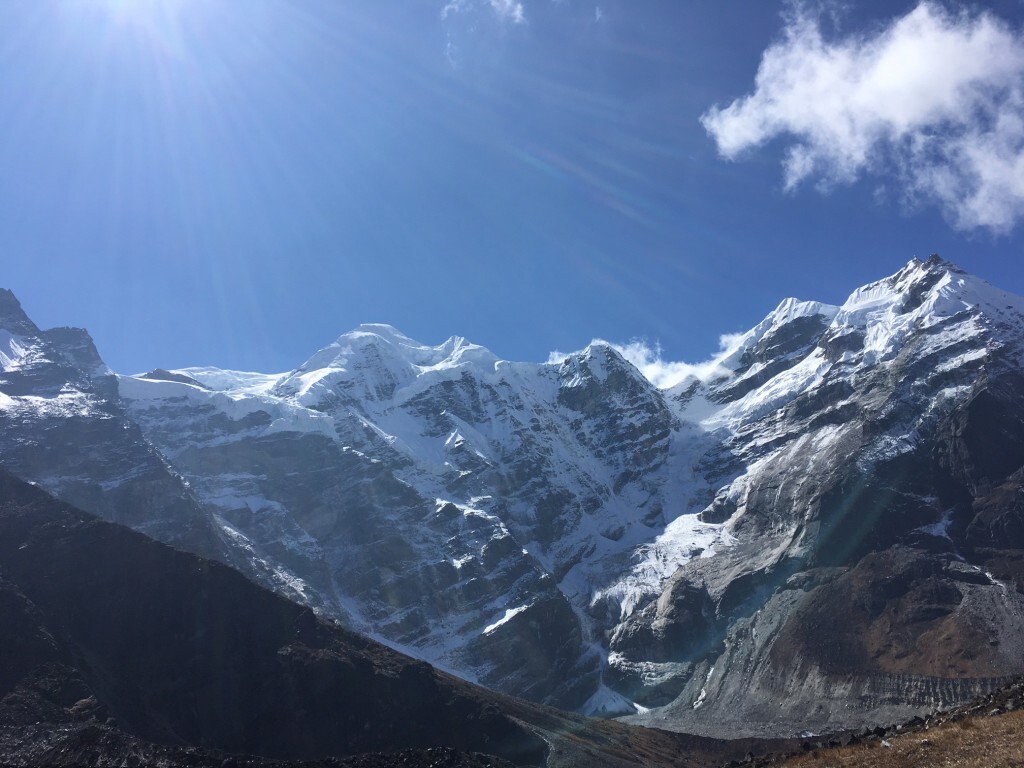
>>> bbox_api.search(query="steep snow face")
[0,330,30,371]
[610,256,1024,735]
[715,297,841,377]
[271,325,501,409]
[673,256,1018,438]
[825,258,1018,367]
[175,367,285,395]
[689,255,1023,553]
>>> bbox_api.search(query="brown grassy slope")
[780,710,1024,768]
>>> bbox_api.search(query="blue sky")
[1,0,1023,376]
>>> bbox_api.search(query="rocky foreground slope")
[2,255,1024,737]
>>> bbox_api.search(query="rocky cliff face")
[3,256,1024,736]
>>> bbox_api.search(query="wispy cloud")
[701,2,1024,233]
[548,335,745,389]
[490,0,525,24]
[442,0,526,24]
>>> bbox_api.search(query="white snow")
[272,325,503,409]
[581,684,649,717]
[705,348,833,430]
[119,374,338,442]
[594,513,734,620]
[692,665,715,709]
[688,298,840,384]
[3,392,95,418]
[0,329,29,370]
[934,348,988,374]
[482,605,529,634]
[175,367,284,394]
[118,376,208,401]
[985,571,1010,599]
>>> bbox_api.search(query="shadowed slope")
[0,471,787,767]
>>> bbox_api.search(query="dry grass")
[780,709,1024,768]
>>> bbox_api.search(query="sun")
[86,0,202,39]
[76,0,217,71]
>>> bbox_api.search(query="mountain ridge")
[3,254,1024,736]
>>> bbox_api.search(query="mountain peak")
[924,252,965,271]
[890,253,965,290]
[326,324,497,370]
[343,323,421,345]
[337,326,499,368]
[559,340,650,386]
[0,289,40,335]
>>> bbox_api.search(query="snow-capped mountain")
[614,256,1024,735]
[0,288,226,559]
[3,256,1024,736]
[117,323,701,709]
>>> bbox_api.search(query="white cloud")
[701,2,1024,233]
[547,335,746,390]
[441,0,460,19]
[442,0,525,24]
[490,0,525,24]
